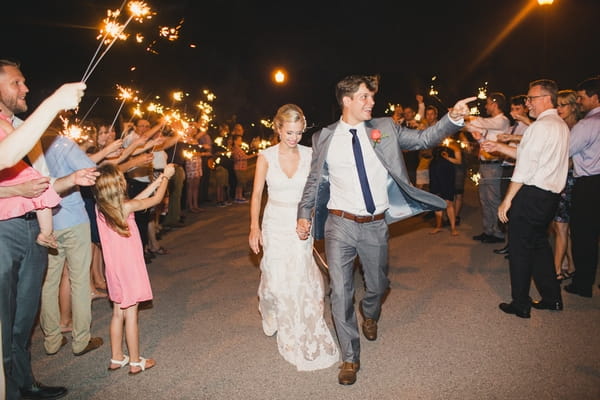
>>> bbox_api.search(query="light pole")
[538,0,554,74]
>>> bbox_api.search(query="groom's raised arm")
[394,96,476,150]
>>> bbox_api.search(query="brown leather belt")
[329,209,385,223]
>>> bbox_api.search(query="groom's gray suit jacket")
[298,114,462,240]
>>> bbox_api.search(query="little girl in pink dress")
[93,162,174,375]
[0,117,60,245]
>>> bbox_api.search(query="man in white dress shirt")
[482,79,569,318]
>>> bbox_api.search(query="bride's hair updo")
[273,104,306,134]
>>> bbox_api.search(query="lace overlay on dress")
[257,144,339,371]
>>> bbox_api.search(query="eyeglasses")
[525,94,549,102]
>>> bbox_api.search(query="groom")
[297,74,474,385]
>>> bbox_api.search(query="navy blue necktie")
[349,129,376,214]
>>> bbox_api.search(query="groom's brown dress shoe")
[338,361,360,385]
[362,318,377,341]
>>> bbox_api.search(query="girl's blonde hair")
[92,164,130,237]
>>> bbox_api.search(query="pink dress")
[96,209,153,308]
[0,128,61,220]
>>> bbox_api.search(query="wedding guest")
[93,163,175,375]
[39,127,104,358]
[564,76,600,298]
[429,137,462,235]
[232,134,256,203]
[491,94,529,257]
[0,120,60,248]
[0,59,92,400]
[249,104,339,371]
[0,80,86,169]
[483,79,569,317]
[552,90,580,281]
[466,92,511,244]
[297,74,473,384]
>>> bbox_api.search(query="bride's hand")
[249,227,262,254]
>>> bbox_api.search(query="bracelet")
[160,175,169,182]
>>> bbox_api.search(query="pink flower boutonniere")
[370,129,388,147]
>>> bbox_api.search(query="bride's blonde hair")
[273,104,306,138]
[92,164,130,237]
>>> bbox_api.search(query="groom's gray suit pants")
[324,213,390,363]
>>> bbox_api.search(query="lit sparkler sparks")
[113,85,137,137]
[82,1,154,83]
[429,76,439,96]
[470,171,481,186]
[60,116,88,143]
[477,82,488,100]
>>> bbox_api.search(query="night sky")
[3,0,599,135]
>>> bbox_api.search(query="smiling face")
[97,125,116,146]
[342,83,375,125]
[0,65,29,117]
[525,85,552,119]
[576,89,599,114]
[276,120,303,149]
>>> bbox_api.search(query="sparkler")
[113,85,136,137]
[60,116,88,143]
[78,97,100,125]
[82,1,154,83]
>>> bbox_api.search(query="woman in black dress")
[429,137,462,235]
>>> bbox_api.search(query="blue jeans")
[0,217,48,399]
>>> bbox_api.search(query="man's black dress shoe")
[20,382,67,399]
[482,235,505,244]
[531,299,563,311]
[564,283,592,298]
[472,233,489,241]
[498,302,530,318]
[493,245,509,255]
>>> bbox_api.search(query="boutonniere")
[370,129,388,147]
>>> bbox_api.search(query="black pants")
[508,185,561,310]
[570,174,600,295]
[199,158,211,202]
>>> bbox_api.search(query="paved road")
[30,181,600,399]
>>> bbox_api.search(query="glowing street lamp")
[537,0,554,5]
[273,69,286,84]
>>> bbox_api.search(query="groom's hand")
[296,218,311,240]
[449,96,477,122]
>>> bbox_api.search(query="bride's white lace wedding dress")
[257,144,339,371]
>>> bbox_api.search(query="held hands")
[163,163,176,179]
[296,218,311,241]
[448,97,477,121]
[50,82,87,111]
[249,227,263,254]
[36,232,58,249]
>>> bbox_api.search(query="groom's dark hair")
[336,75,379,107]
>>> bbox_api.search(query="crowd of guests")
[1,54,598,397]
[0,58,261,399]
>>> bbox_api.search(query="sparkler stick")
[82,15,133,83]
[78,97,100,125]
[82,1,152,83]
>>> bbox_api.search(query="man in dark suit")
[297,74,473,385]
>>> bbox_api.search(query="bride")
[249,104,339,371]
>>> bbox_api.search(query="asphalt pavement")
[29,181,600,399]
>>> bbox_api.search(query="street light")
[273,69,287,84]
[537,0,554,74]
